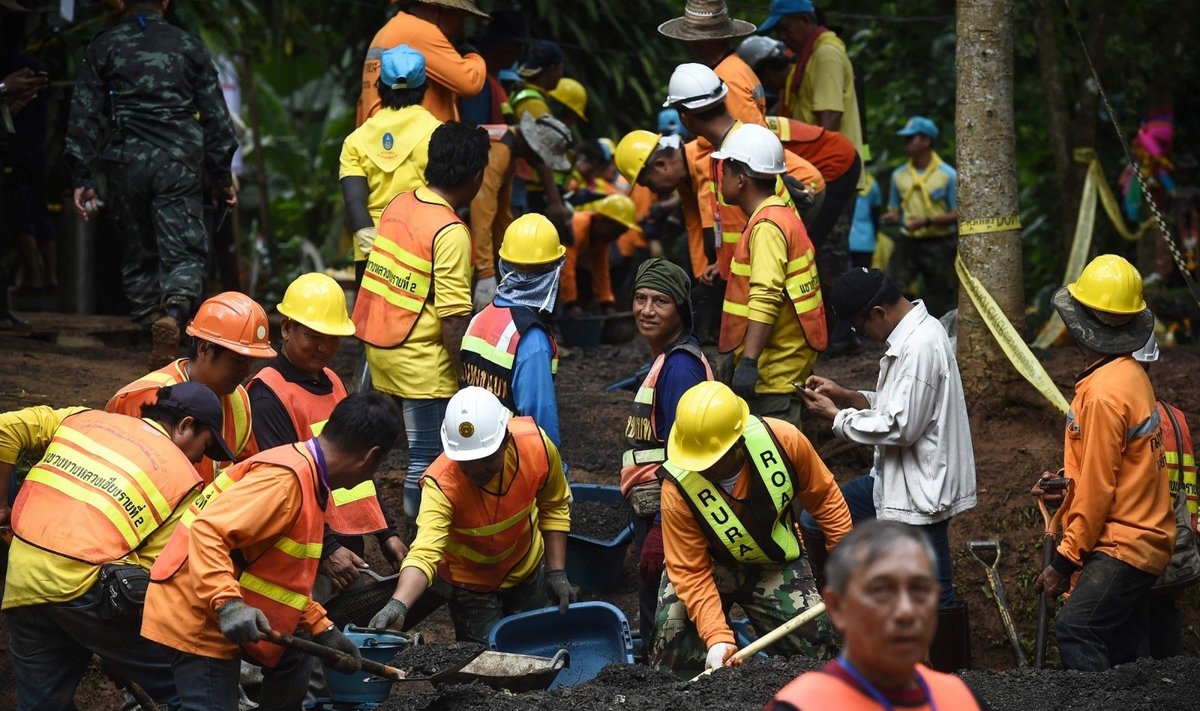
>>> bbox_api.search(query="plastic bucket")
[566,484,634,592]
[489,602,634,688]
[324,625,409,704]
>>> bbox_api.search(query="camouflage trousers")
[649,557,834,679]
[105,153,208,323]
[886,234,959,318]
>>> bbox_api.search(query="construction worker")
[658,0,766,125]
[353,121,490,519]
[462,214,566,449]
[561,194,642,315]
[1032,255,1174,671]
[510,40,571,222]
[469,114,572,310]
[458,8,528,125]
[621,258,713,650]
[247,273,405,589]
[107,291,277,485]
[800,268,976,671]
[765,520,986,711]
[357,0,488,124]
[548,76,588,125]
[651,381,851,679]
[737,35,791,103]
[0,382,233,710]
[368,387,575,643]
[341,45,442,282]
[711,124,827,426]
[141,392,401,711]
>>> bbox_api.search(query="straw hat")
[413,0,489,20]
[658,0,756,41]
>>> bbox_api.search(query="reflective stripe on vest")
[460,304,559,414]
[772,664,982,711]
[352,191,459,348]
[249,367,386,535]
[1161,401,1199,532]
[11,411,201,565]
[422,417,550,592]
[719,203,828,353]
[661,418,800,565]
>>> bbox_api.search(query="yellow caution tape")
[958,215,1022,237]
[1077,148,1157,243]
[955,254,1071,414]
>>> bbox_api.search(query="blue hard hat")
[758,0,816,35]
[896,116,939,139]
[380,45,426,89]
[658,108,683,135]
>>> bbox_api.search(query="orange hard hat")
[186,292,277,358]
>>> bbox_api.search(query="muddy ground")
[1,318,1199,708]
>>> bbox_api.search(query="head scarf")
[496,256,566,313]
[633,257,694,339]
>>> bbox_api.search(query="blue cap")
[380,45,426,90]
[896,116,939,139]
[758,0,815,35]
[518,40,565,78]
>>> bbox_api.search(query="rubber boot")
[928,600,972,672]
[800,528,830,592]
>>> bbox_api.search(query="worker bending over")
[369,387,575,643]
[561,194,642,315]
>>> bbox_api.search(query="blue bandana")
[496,257,565,313]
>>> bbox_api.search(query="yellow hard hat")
[592,194,641,232]
[1066,254,1147,315]
[277,272,355,336]
[498,213,566,266]
[615,130,663,185]
[667,381,749,472]
[549,77,588,122]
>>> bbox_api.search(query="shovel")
[967,541,1027,667]
[1033,475,1074,669]
[263,628,406,680]
[688,601,826,682]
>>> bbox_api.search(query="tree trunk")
[1033,0,1072,247]
[955,0,1025,406]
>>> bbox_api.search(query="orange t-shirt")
[714,53,766,128]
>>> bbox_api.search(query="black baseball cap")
[155,382,237,461]
[828,268,892,321]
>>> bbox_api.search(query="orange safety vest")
[765,115,857,182]
[353,190,461,347]
[249,367,387,536]
[107,359,252,485]
[151,442,326,668]
[11,410,202,564]
[420,417,550,592]
[719,203,828,353]
[460,304,559,415]
[619,342,712,498]
[1159,400,1198,532]
[771,664,981,710]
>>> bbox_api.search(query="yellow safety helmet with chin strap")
[592,194,641,232]
[277,272,355,336]
[667,381,750,472]
[615,129,663,186]
[498,213,566,266]
[1066,254,1147,315]
[548,77,588,122]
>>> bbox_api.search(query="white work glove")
[354,226,378,256]
[705,642,738,670]
[473,275,497,311]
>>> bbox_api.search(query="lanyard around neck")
[838,655,936,711]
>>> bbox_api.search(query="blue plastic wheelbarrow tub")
[566,483,634,592]
[324,626,409,704]
[488,601,634,689]
[558,313,605,349]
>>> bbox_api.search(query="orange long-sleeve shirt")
[141,462,331,660]
[660,418,851,647]
[356,11,486,124]
[1057,356,1175,576]
[561,211,616,305]
[470,132,516,279]
[714,53,766,128]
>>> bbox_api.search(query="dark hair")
[683,101,729,123]
[825,520,938,595]
[723,159,777,193]
[321,392,402,456]
[424,121,491,189]
[574,139,610,167]
[377,81,428,110]
[139,402,186,429]
[756,54,791,74]
[189,339,232,360]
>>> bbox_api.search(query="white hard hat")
[712,123,786,178]
[440,387,512,461]
[663,63,728,111]
[1132,332,1160,363]
[737,36,785,70]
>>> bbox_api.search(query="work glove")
[368,598,407,632]
[473,275,497,312]
[217,600,269,644]
[315,625,364,674]
[354,226,377,256]
[731,356,759,399]
[545,569,577,614]
[715,352,736,384]
[705,642,739,670]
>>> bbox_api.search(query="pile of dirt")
[391,642,484,678]
[571,499,631,540]
[962,655,1200,710]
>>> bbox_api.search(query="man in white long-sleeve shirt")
[799,267,975,671]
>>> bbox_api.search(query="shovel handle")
[689,602,827,682]
[1034,534,1056,669]
[262,628,405,680]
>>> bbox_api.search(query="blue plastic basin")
[489,601,634,688]
[324,626,408,704]
[567,483,633,592]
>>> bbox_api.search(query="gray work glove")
[217,600,269,644]
[368,598,407,632]
[315,625,363,674]
[473,275,497,312]
[731,356,759,399]
[716,352,736,384]
[545,569,577,614]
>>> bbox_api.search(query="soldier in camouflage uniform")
[651,381,852,679]
[64,0,236,367]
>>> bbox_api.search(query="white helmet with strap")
[712,123,787,178]
[663,63,728,111]
[441,387,512,461]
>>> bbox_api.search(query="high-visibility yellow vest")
[461,303,559,415]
